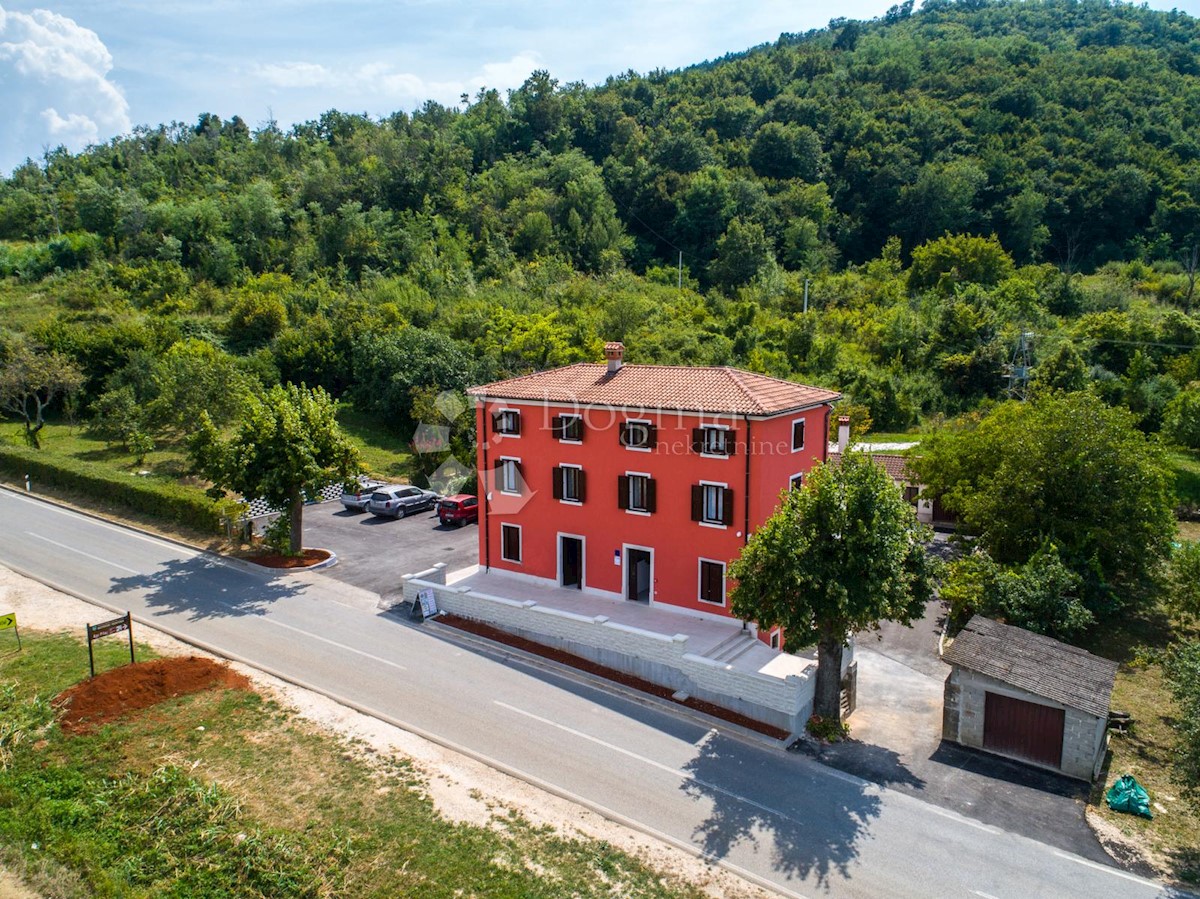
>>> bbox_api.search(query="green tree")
[729,454,938,721]
[1031,341,1090,394]
[1164,640,1200,801]
[912,392,1176,620]
[190,384,361,556]
[0,343,84,448]
[1163,385,1200,449]
[908,234,1015,294]
[1167,541,1200,624]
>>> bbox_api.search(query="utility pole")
[803,279,810,313]
[678,251,683,290]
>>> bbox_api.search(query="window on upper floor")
[552,465,586,503]
[791,419,805,452]
[692,426,735,457]
[552,414,584,442]
[691,483,733,526]
[619,420,655,450]
[617,473,656,513]
[494,409,521,435]
[790,473,804,491]
[497,458,522,494]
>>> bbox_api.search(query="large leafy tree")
[0,342,84,448]
[912,392,1176,621]
[190,384,361,555]
[729,454,938,721]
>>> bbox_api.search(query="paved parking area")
[302,500,478,598]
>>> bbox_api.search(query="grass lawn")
[334,407,413,480]
[1170,449,1200,513]
[1086,612,1200,885]
[0,631,710,898]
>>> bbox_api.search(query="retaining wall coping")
[532,605,599,625]
[601,620,678,643]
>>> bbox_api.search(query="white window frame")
[622,418,653,452]
[559,462,583,505]
[789,472,804,491]
[790,417,806,453]
[499,456,521,495]
[500,523,522,563]
[557,414,583,444]
[698,480,729,529]
[699,423,732,459]
[697,558,727,607]
[770,630,781,650]
[495,408,521,437]
[624,470,652,516]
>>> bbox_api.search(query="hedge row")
[0,444,230,534]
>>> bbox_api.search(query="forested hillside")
[2,0,1200,452]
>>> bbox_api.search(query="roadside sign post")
[0,612,20,651]
[86,612,134,677]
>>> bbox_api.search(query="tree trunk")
[289,493,304,556]
[814,630,845,721]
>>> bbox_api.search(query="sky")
[2,0,1200,176]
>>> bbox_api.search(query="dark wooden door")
[561,537,582,589]
[626,550,651,602]
[983,691,1065,769]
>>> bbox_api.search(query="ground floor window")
[770,630,780,650]
[501,523,521,563]
[698,559,726,605]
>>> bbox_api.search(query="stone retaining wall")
[403,565,814,734]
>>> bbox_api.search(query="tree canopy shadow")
[107,556,305,620]
[681,732,883,888]
[804,738,927,793]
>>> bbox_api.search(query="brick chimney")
[837,415,851,453]
[604,341,625,373]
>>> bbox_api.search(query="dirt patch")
[54,657,250,734]
[246,548,332,569]
[436,613,791,741]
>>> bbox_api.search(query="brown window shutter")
[691,428,703,453]
[552,466,564,500]
[574,418,585,442]
[551,416,564,440]
[617,475,629,510]
[646,424,657,448]
[722,488,735,525]
[691,485,703,521]
[577,470,587,503]
[618,421,628,446]
[646,478,657,513]
[492,411,502,431]
[511,412,521,435]
[726,431,737,456]
[514,461,524,493]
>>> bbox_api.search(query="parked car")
[437,494,479,527]
[367,485,439,519]
[340,479,387,512]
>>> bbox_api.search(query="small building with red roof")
[468,342,840,647]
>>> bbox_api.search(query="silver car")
[340,479,387,512]
[367,485,439,519]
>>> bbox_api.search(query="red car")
[437,494,479,527]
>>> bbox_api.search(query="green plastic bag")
[1106,774,1153,819]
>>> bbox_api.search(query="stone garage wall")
[943,667,1107,781]
[402,565,814,734]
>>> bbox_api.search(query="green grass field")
[0,632,707,898]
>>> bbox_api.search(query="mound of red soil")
[248,548,332,569]
[54,656,251,734]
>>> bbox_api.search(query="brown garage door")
[983,692,1065,769]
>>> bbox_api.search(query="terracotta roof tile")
[470,363,840,416]
[828,451,913,481]
[943,616,1118,718]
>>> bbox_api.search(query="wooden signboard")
[410,588,439,622]
[87,611,134,677]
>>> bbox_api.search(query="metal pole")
[24,474,30,491]
[126,612,135,665]
[87,628,95,678]
[803,279,810,313]
[678,251,683,290]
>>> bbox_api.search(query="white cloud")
[0,4,130,171]
[249,51,543,112]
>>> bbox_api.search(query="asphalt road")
[0,487,1186,899]
[302,500,477,596]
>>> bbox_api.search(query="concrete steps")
[706,631,757,663]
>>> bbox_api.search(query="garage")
[942,616,1118,781]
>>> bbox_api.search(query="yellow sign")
[0,613,15,631]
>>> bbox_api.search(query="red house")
[469,343,840,646]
